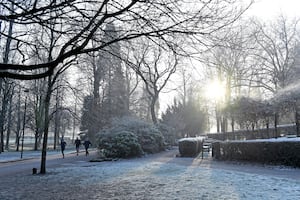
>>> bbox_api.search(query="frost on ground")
[1,148,300,200]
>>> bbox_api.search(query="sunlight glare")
[205,80,225,101]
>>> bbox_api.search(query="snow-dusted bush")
[98,131,143,158]
[178,137,204,157]
[97,116,165,156]
[156,123,176,146]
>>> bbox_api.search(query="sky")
[247,0,300,19]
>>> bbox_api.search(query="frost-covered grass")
[1,148,300,200]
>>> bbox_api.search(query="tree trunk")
[150,96,158,124]
[0,83,9,152]
[221,117,227,133]
[125,69,131,113]
[251,122,255,131]
[53,112,60,150]
[40,75,52,174]
[53,87,60,150]
[34,131,39,150]
[231,116,234,133]
[274,113,278,138]
[34,93,44,151]
[295,110,300,137]
[216,106,220,133]
[5,90,13,150]
[15,86,21,151]
[2,1,15,152]
[0,97,6,152]
[266,118,270,138]
[72,97,77,143]
[216,116,220,133]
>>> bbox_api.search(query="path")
[0,149,97,177]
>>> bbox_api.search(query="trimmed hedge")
[178,137,204,157]
[212,141,300,167]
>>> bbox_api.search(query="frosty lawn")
[0,148,300,200]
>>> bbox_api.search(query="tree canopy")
[0,0,253,79]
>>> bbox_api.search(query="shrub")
[98,131,143,158]
[178,137,204,157]
[97,116,165,156]
[212,140,300,167]
[136,126,165,153]
[156,123,176,146]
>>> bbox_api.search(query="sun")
[205,80,226,101]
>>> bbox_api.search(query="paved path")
[0,149,97,177]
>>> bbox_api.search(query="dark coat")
[83,140,91,149]
[75,139,81,147]
[61,141,67,151]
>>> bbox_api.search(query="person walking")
[60,138,67,158]
[74,137,81,156]
[83,139,92,156]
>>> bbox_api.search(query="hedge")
[212,140,300,167]
[178,137,204,157]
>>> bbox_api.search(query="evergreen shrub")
[98,131,143,158]
[97,117,165,158]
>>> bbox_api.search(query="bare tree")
[250,16,300,136]
[0,0,16,152]
[0,0,253,79]
[128,41,179,124]
[252,16,300,92]
[0,0,253,174]
[203,22,256,132]
[31,78,46,150]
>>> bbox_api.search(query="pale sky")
[247,0,300,19]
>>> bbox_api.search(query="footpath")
[0,147,83,163]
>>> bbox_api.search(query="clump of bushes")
[156,123,176,146]
[97,117,165,158]
[98,131,143,158]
